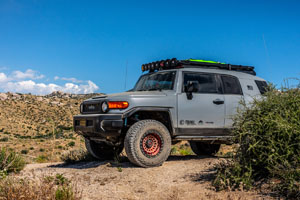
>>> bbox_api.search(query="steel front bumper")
[73,114,123,137]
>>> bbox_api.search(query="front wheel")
[189,141,220,156]
[85,139,123,160]
[125,120,171,168]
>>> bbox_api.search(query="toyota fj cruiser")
[73,58,267,167]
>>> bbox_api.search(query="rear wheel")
[189,141,220,156]
[85,138,123,160]
[125,120,171,167]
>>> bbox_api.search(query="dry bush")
[60,149,94,164]
[0,174,81,200]
[0,147,25,174]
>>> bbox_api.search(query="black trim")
[173,136,233,144]
[123,107,172,118]
[123,107,175,134]
[174,128,231,136]
[73,114,123,137]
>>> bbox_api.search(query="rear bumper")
[73,114,123,137]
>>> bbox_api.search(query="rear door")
[177,72,225,134]
[220,75,244,127]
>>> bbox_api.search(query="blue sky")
[0,0,299,94]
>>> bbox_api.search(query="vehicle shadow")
[49,154,219,170]
[167,154,216,161]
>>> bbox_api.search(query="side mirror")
[185,81,199,100]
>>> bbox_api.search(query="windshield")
[133,71,177,91]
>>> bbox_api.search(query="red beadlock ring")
[141,133,162,156]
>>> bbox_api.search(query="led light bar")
[142,58,179,72]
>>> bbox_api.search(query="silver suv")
[73,58,267,167]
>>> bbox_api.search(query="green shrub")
[68,141,75,147]
[0,148,25,173]
[213,86,300,198]
[0,137,9,142]
[21,149,28,154]
[35,155,49,163]
[170,143,193,156]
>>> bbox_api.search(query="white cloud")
[54,76,84,83]
[11,69,44,80]
[0,70,99,95]
[0,73,8,82]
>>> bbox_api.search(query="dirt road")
[19,155,272,200]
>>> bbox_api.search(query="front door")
[177,72,225,135]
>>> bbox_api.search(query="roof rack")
[141,58,256,75]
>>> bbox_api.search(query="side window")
[255,80,268,94]
[221,75,243,95]
[183,73,219,94]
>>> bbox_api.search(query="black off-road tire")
[85,138,123,160]
[189,141,220,156]
[125,120,171,168]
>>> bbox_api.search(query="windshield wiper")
[148,88,162,91]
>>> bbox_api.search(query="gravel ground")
[19,155,273,200]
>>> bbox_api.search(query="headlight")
[101,102,108,113]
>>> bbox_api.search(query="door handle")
[213,99,224,105]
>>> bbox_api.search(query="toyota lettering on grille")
[88,105,96,110]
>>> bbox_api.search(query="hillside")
[0,91,102,163]
[0,91,231,163]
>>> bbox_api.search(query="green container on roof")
[188,59,225,64]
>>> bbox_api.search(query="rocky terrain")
[0,91,276,199]
[0,91,103,163]
[19,156,273,200]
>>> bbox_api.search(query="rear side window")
[255,80,268,94]
[183,73,219,94]
[221,75,243,95]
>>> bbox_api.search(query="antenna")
[262,34,271,79]
[124,60,128,90]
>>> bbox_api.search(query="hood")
[85,91,168,102]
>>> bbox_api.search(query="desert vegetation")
[0,91,102,163]
[0,173,81,200]
[213,84,300,199]
[0,147,25,176]
[0,147,80,200]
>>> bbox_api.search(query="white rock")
[36,97,43,101]
[0,93,8,100]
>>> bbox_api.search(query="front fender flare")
[122,107,175,135]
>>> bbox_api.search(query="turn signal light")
[108,101,129,109]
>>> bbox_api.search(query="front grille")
[82,102,102,113]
